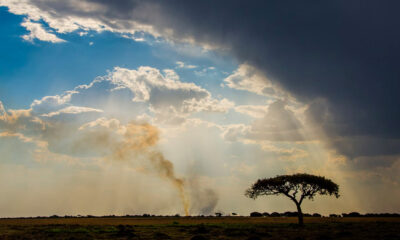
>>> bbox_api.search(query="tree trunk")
[296,202,304,226]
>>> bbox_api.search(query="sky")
[0,0,399,217]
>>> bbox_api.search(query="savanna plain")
[0,216,398,240]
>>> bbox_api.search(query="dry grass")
[0,217,398,239]
[0,216,398,225]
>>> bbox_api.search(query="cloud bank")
[2,0,399,164]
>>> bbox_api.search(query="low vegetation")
[0,216,399,240]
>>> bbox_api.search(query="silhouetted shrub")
[262,212,270,217]
[284,211,298,217]
[342,212,360,217]
[215,212,223,217]
[312,213,321,217]
[270,212,281,217]
[250,212,263,217]
[329,214,339,217]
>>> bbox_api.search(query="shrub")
[343,212,361,217]
[284,211,298,217]
[270,212,281,217]
[215,212,223,217]
[250,212,263,217]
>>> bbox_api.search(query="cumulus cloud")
[0,0,160,42]
[224,64,284,98]
[175,61,197,69]
[21,18,65,43]
[0,101,44,135]
[234,105,268,118]
[27,66,232,126]
[194,66,216,77]
[1,66,233,159]
[225,100,307,143]
[108,66,233,123]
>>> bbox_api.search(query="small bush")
[270,212,281,217]
[283,211,298,217]
[250,212,263,217]
[342,212,361,217]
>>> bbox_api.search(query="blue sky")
[0,6,240,109]
[0,1,399,217]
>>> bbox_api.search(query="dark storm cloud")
[6,0,400,159]
[134,0,400,159]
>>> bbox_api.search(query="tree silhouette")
[245,173,339,225]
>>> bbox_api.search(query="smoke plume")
[111,122,190,216]
[189,183,218,215]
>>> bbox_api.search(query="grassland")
[0,216,398,239]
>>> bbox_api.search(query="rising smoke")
[188,179,218,215]
[110,122,190,215]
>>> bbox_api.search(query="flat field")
[0,217,398,239]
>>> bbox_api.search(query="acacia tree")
[245,173,339,225]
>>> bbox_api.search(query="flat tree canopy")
[246,173,339,225]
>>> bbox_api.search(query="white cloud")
[175,61,197,69]
[224,64,285,98]
[194,66,216,76]
[234,105,268,118]
[21,18,66,43]
[41,106,103,117]
[0,0,159,43]
[224,100,307,142]
[7,65,233,130]
[108,66,233,123]
[31,91,76,115]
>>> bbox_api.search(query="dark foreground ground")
[0,217,398,240]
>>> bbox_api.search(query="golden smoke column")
[112,123,190,216]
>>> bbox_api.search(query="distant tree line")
[249,211,400,218]
[1,212,399,219]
